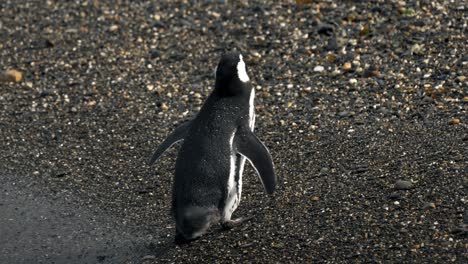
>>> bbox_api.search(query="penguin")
[149,51,276,244]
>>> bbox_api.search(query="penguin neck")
[214,79,251,98]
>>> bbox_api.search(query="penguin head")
[214,52,251,96]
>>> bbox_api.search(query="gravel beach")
[0,0,466,263]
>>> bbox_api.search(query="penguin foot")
[221,216,254,230]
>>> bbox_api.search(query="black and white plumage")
[149,52,276,243]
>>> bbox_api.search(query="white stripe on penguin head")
[237,54,250,83]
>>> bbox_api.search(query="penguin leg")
[221,216,254,230]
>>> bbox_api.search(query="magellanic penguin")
[149,52,276,244]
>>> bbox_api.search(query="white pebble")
[313,65,325,72]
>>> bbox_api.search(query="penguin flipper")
[234,127,276,194]
[148,121,191,165]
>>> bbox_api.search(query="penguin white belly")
[223,89,255,221]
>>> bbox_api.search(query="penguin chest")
[222,89,256,221]
[223,132,241,221]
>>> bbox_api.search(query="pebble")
[319,167,329,175]
[317,23,334,36]
[313,65,325,72]
[422,202,436,210]
[388,192,401,200]
[364,69,380,77]
[160,103,169,111]
[411,44,424,55]
[310,196,320,201]
[349,78,357,84]
[146,84,155,91]
[342,62,352,71]
[360,24,370,36]
[271,242,284,248]
[395,180,413,190]
[450,118,460,125]
[141,255,156,261]
[0,69,22,83]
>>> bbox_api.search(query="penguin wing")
[148,121,191,165]
[234,127,277,194]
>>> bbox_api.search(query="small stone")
[310,196,320,201]
[326,53,336,63]
[349,78,357,84]
[210,11,221,19]
[319,167,329,175]
[150,50,160,59]
[313,65,325,72]
[251,51,261,58]
[363,69,380,77]
[317,23,334,36]
[450,118,460,125]
[271,242,284,248]
[141,255,156,261]
[338,111,349,117]
[109,25,119,31]
[395,180,413,190]
[451,224,468,236]
[0,69,23,83]
[411,44,424,55]
[359,24,370,36]
[146,84,154,91]
[160,103,169,111]
[342,62,352,71]
[422,202,436,210]
[85,100,97,107]
[388,192,401,200]
[456,76,465,82]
